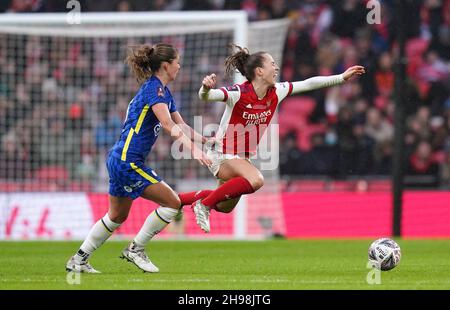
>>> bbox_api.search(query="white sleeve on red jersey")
[198,85,241,107]
[198,86,225,101]
[219,85,241,107]
[275,82,294,102]
[291,74,345,94]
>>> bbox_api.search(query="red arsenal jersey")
[215,80,293,155]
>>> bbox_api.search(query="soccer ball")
[368,238,401,271]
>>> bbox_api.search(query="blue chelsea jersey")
[110,76,177,163]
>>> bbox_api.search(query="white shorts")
[206,148,251,177]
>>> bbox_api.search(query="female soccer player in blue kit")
[66,43,212,273]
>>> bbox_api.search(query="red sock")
[201,177,255,208]
[179,190,213,206]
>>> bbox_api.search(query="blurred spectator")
[280,131,302,176]
[404,129,420,160]
[329,0,367,38]
[302,133,338,175]
[406,140,440,187]
[0,130,31,180]
[182,0,215,11]
[241,0,259,21]
[352,121,375,175]
[75,129,97,181]
[407,106,432,142]
[373,140,393,175]
[117,1,132,12]
[39,117,80,174]
[4,0,44,12]
[94,104,123,152]
[266,0,288,19]
[375,52,395,97]
[441,152,450,186]
[364,108,394,145]
[430,116,448,150]
[336,105,356,176]
[81,0,117,12]
[418,50,449,83]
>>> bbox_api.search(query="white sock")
[74,214,121,262]
[133,207,179,249]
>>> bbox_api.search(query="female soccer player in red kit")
[192,45,365,233]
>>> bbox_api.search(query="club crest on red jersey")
[226,85,238,92]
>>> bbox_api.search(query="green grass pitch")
[0,240,449,290]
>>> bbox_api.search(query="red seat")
[280,96,316,117]
[289,180,327,192]
[368,180,391,192]
[23,181,55,192]
[279,111,305,128]
[34,166,69,182]
[296,124,327,151]
[279,113,307,138]
[0,181,21,192]
[330,181,354,191]
[68,181,92,192]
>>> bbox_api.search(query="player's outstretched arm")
[171,111,207,144]
[198,73,226,102]
[153,103,212,167]
[290,65,365,95]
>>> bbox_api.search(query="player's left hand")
[342,65,366,81]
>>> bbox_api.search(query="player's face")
[261,54,279,86]
[167,55,181,81]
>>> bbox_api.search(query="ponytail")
[125,43,178,84]
[224,44,266,81]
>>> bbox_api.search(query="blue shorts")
[106,154,162,200]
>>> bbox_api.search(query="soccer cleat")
[192,200,210,233]
[120,244,159,273]
[65,256,101,273]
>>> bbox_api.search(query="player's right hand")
[342,65,365,81]
[202,74,217,90]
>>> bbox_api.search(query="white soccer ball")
[368,238,401,271]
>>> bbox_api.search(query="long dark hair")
[224,44,266,81]
[125,43,178,84]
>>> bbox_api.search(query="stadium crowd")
[0,0,449,189]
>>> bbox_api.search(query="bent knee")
[248,174,264,191]
[165,195,182,209]
[108,212,128,224]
